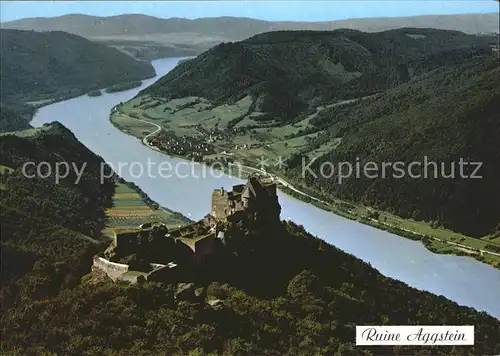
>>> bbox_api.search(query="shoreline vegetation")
[109,107,500,269]
[2,79,151,133]
[116,176,192,223]
[105,81,142,93]
[0,90,104,132]
[87,89,102,97]
[3,76,150,133]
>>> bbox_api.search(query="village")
[148,129,216,161]
[145,121,263,163]
[111,94,283,167]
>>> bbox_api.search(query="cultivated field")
[103,183,189,236]
[110,112,155,138]
[113,93,331,167]
[284,176,500,268]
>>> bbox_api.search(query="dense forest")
[0,103,35,132]
[1,124,500,355]
[0,29,156,132]
[142,28,495,121]
[286,57,500,237]
[0,123,115,344]
[0,122,116,234]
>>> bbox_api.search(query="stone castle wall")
[92,256,169,284]
[92,256,132,282]
[212,189,229,219]
[93,256,129,274]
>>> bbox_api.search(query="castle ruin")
[93,175,281,284]
[211,176,280,222]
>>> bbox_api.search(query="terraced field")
[103,183,189,236]
[112,92,500,268]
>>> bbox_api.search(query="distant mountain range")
[3,13,498,37]
[2,13,498,59]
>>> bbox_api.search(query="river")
[31,57,500,319]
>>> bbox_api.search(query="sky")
[1,1,498,23]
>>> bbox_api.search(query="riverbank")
[275,177,500,269]
[87,90,102,97]
[105,81,142,93]
[4,76,155,133]
[109,108,500,269]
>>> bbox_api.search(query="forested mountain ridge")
[142,28,496,122]
[286,57,500,237]
[0,122,115,233]
[0,29,156,132]
[0,122,115,313]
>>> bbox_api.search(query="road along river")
[31,57,500,319]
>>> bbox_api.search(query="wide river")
[31,57,500,319]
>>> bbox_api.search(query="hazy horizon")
[1,1,498,23]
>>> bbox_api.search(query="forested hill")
[1,124,500,354]
[0,122,116,241]
[0,29,156,132]
[287,57,500,238]
[142,28,496,121]
[0,122,115,318]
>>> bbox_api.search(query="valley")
[26,57,500,322]
[112,93,500,268]
[110,28,500,268]
[2,5,500,354]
